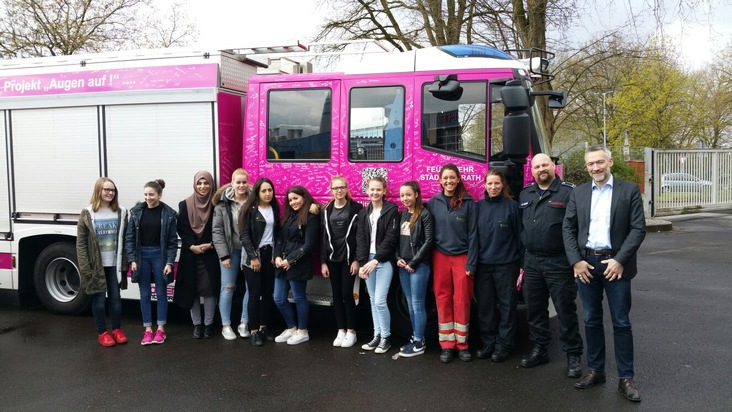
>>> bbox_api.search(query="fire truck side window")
[348,86,405,162]
[267,88,332,161]
[421,81,487,160]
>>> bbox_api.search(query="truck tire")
[388,275,438,340]
[33,242,90,315]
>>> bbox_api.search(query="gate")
[645,148,732,217]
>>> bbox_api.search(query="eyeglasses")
[331,186,347,192]
[102,188,116,193]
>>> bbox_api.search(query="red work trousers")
[433,250,473,350]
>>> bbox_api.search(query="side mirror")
[500,80,530,163]
[500,80,530,111]
[428,74,463,101]
[531,90,567,109]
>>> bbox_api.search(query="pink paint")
[216,92,244,184]
[0,64,218,97]
[243,68,530,205]
[0,253,12,270]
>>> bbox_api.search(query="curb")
[646,218,672,232]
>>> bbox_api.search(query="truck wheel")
[388,275,438,340]
[33,242,90,315]
[389,280,413,339]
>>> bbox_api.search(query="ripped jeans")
[218,249,249,326]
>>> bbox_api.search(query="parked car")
[661,173,712,192]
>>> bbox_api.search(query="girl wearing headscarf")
[174,171,221,339]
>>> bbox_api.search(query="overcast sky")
[183,0,732,70]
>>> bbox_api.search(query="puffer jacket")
[395,207,434,269]
[212,185,241,261]
[125,202,178,268]
[76,206,129,294]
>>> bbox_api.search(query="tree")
[689,64,732,148]
[0,0,198,58]
[549,34,647,154]
[130,1,198,49]
[315,0,572,145]
[608,44,695,149]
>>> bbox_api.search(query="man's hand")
[573,260,594,284]
[602,258,624,281]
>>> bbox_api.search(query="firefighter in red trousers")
[426,164,479,363]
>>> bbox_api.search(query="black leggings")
[327,260,357,330]
[244,245,275,331]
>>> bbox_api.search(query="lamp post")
[602,90,615,147]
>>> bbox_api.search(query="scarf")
[185,171,214,237]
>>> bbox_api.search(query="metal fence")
[645,148,732,217]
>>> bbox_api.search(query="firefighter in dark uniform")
[518,153,583,378]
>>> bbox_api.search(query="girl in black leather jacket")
[239,178,280,346]
[395,181,434,357]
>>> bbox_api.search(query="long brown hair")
[440,164,467,209]
[90,177,119,212]
[284,185,319,226]
[239,178,279,233]
[486,169,512,199]
[400,181,424,228]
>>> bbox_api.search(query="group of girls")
[77,169,322,347]
[324,165,522,363]
[78,164,523,363]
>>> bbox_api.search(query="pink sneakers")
[152,329,166,344]
[140,330,154,345]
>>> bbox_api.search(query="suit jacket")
[562,176,646,279]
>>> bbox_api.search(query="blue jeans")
[219,249,249,326]
[365,254,392,338]
[91,266,122,334]
[398,263,429,341]
[273,276,309,330]
[138,246,168,327]
[577,253,634,378]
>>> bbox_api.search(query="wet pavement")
[1,212,731,411]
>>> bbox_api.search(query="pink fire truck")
[0,45,565,335]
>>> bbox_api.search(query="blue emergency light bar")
[438,45,514,60]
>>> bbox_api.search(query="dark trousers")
[327,260,357,330]
[91,266,122,334]
[244,245,275,331]
[475,261,520,351]
[522,251,583,355]
[577,253,634,378]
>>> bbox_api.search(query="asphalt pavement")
[1,212,731,411]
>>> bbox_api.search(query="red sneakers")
[112,329,128,344]
[98,331,116,347]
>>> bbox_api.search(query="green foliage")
[560,148,642,186]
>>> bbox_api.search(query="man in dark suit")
[563,146,646,402]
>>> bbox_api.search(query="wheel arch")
[18,234,76,292]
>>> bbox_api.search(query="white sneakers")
[341,331,357,348]
[221,325,237,341]
[275,328,295,343]
[333,331,357,347]
[287,330,309,345]
[274,328,309,345]
[237,323,250,338]
[333,331,346,347]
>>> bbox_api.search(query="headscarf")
[186,171,214,237]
